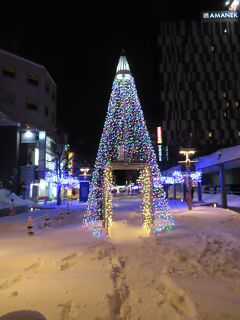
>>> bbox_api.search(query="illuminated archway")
[102,162,153,237]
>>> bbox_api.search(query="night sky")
[0,1,219,162]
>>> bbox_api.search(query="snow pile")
[196,144,240,169]
[200,192,240,207]
[0,199,240,319]
[0,188,34,209]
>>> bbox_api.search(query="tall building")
[157,19,240,165]
[0,49,58,199]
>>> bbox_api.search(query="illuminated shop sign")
[68,152,74,175]
[157,126,162,144]
[21,130,37,143]
[158,144,162,162]
[202,11,238,21]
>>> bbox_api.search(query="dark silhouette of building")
[157,19,240,164]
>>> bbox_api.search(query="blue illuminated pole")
[185,160,192,210]
[197,181,202,201]
[79,168,90,202]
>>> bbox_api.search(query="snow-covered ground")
[0,188,34,210]
[0,197,240,320]
[200,192,240,208]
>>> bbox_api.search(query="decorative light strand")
[83,54,174,236]
[45,171,79,189]
[141,166,152,232]
[158,170,202,185]
[103,166,113,238]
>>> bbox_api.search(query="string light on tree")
[83,51,174,236]
[158,171,202,185]
[141,166,152,232]
[103,166,113,237]
[45,171,79,189]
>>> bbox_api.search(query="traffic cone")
[59,211,64,223]
[27,216,34,235]
[9,200,16,216]
[66,203,71,214]
[44,213,51,228]
[9,207,16,216]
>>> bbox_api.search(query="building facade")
[0,49,58,199]
[0,112,20,192]
[158,19,240,165]
[0,49,56,133]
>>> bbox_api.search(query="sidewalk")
[0,205,31,217]
[0,200,88,237]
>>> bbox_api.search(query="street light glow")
[227,0,240,11]
[179,148,196,163]
[80,168,90,180]
[25,130,33,138]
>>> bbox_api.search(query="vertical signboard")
[158,144,163,162]
[68,152,74,175]
[38,131,46,179]
[79,181,90,202]
[157,126,163,162]
[157,126,162,144]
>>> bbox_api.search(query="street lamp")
[79,168,90,202]
[178,148,196,210]
[80,168,90,180]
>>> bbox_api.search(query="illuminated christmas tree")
[83,51,174,236]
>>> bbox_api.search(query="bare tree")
[47,144,76,205]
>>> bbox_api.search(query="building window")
[226,101,230,107]
[223,92,227,98]
[210,46,215,52]
[2,64,16,78]
[235,101,239,107]
[224,112,227,118]
[45,84,49,93]
[208,131,213,138]
[27,73,39,86]
[0,89,15,107]
[45,106,49,117]
[46,153,55,170]
[238,131,240,137]
[26,97,38,111]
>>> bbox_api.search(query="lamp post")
[80,168,90,180]
[178,148,196,211]
[79,168,90,202]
